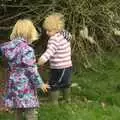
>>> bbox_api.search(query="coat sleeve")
[0,47,2,65]
[0,43,3,56]
[0,48,2,57]
[21,46,44,88]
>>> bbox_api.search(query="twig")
[0,4,53,8]
[0,8,38,24]
[0,26,13,30]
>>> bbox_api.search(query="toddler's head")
[43,13,65,36]
[10,19,39,43]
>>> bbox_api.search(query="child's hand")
[40,83,50,93]
[38,57,46,65]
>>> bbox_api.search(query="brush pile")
[0,0,120,71]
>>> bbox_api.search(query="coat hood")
[0,38,26,61]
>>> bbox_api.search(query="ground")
[1,51,120,120]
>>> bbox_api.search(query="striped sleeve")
[40,39,58,62]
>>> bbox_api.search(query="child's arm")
[38,38,58,65]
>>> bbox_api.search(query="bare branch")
[0,8,38,24]
[0,26,13,30]
[0,4,53,8]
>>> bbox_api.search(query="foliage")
[1,0,120,71]
[1,52,120,119]
[72,52,120,106]
[1,103,120,120]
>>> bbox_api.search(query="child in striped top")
[38,13,72,104]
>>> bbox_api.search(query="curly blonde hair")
[43,13,65,32]
[10,19,38,43]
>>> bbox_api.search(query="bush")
[1,0,120,71]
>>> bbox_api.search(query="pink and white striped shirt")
[41,31,72,69]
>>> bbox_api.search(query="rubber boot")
[15,109,23,120]
[49,90,59,105]
[62,88,71,103]
[25,109,38,120]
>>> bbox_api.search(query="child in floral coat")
[0,19,49,120]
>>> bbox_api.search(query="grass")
[72,52,120,106]
[38,103,120,120]
[1,102,120,120]
[1,52,120,119]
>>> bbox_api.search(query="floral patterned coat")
[0,37,43,108]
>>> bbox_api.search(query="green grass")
[1,52,120,119]
[38,103,120,120]
[72,52,120,106]
[1,102,120,120]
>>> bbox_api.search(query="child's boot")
[25,108,38,120]
[63,87,71,103]
[49,90,59,105]
[15,109,23,120]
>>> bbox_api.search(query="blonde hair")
[43,13,65,32]
[10,19,38,43]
